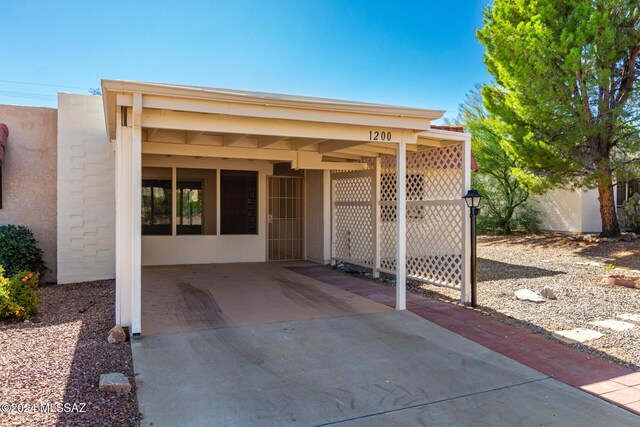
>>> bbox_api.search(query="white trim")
[461,136,472,303]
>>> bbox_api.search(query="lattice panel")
[334,205,373,266]
[408,145,463,201]
[378,144,465,289]
[334,176,372,203]
[332,172,374,267]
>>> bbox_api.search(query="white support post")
[372,158,381,278]
[115,119,133,328]
[396,141,407,310]
[322,170,332,264]
[114,107,122,326]
[461,136,472,303]
[131,93,142,335]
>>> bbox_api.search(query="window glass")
[142,178,172,235]
[176,168,217,235]
[221,170,258,235]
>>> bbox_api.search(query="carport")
[101,80,473,335]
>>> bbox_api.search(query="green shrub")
[0,225,47,278]
[473,173,542,235]
[0,267,40,320]
[619,193,640,232]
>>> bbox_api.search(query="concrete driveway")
[132,310,639,426]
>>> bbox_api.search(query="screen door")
[268,176,304,260]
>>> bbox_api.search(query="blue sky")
[1,0,491,121]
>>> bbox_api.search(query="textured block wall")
[57,93,115,283]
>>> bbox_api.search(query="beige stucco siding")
[0,105,58,281]
[57,93,115,283]
[535,188,603,233]
[305,170,330,264]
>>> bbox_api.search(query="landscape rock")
[99,373,131,393]
[108,325,127,344]
[589,319,635,332]
[552,328,604,344]
[540,286,557,300]
[515,289,545,303]
[601,276,639,289]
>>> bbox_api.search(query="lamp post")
[463,189,482,307]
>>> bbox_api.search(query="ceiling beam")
[186,131,203,144]
[317,140,368,154]
[142,109,417,144]
[289,138,328,150]
[257,135,288,148]
[147,128,159,141]
[223,134,249,146]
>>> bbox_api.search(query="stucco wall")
[535,188,602,233]
[0,105,58,282]
[305,170,330,264]
[57,93,115,283]
[140,155,272,265]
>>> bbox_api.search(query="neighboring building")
[536,180,639,234]
[0,80,473,334]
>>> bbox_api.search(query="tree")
[478,0,640,236]
[454,87,543,234]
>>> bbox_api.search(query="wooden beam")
[223,134,249,146]
[186,131,203,144]
[334,148,379,158]
[318,140,368,154]
[142,108,415,144]
[147,128,159,141]
[289,138,328,150]
[257,135,288,148]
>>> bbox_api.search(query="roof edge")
[101,79,445,120]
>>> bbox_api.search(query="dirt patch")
[0,280,140,426]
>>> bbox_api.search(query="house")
[0,80,473,335]
[535,181,639,233]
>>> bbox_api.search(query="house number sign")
[369,130,392,141]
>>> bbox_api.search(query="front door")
[267,176,304,260]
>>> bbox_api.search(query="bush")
[0,225,47,278]
[0,267,40,320]
[619,193,640,233]
[474,173,542,235]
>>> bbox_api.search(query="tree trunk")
[595,162,621,237]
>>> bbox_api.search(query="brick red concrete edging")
[288,265,640,416]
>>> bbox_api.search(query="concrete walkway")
[292,265,640,416]
[132,310,639,426]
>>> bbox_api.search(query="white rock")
[589,319,635,332]
[552,328,604,344]
[99,373,131,393]
[515,289,545,303]
[540,286,557,300]
[618,313,640,323]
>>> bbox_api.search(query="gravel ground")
[0,280,139,427]
[340,233,640,370]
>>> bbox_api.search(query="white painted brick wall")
[57,93,115,283]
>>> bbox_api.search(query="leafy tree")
[478,0,640,236]
[455,87,543,234]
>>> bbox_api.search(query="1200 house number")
[369,130,392,141]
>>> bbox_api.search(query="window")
[617,179,640,208]
[221,170,258,234]
[176,181,203,235]
[176,168,216,235]
[142,179,172,235]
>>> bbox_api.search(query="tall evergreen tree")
[478,0,640,236]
